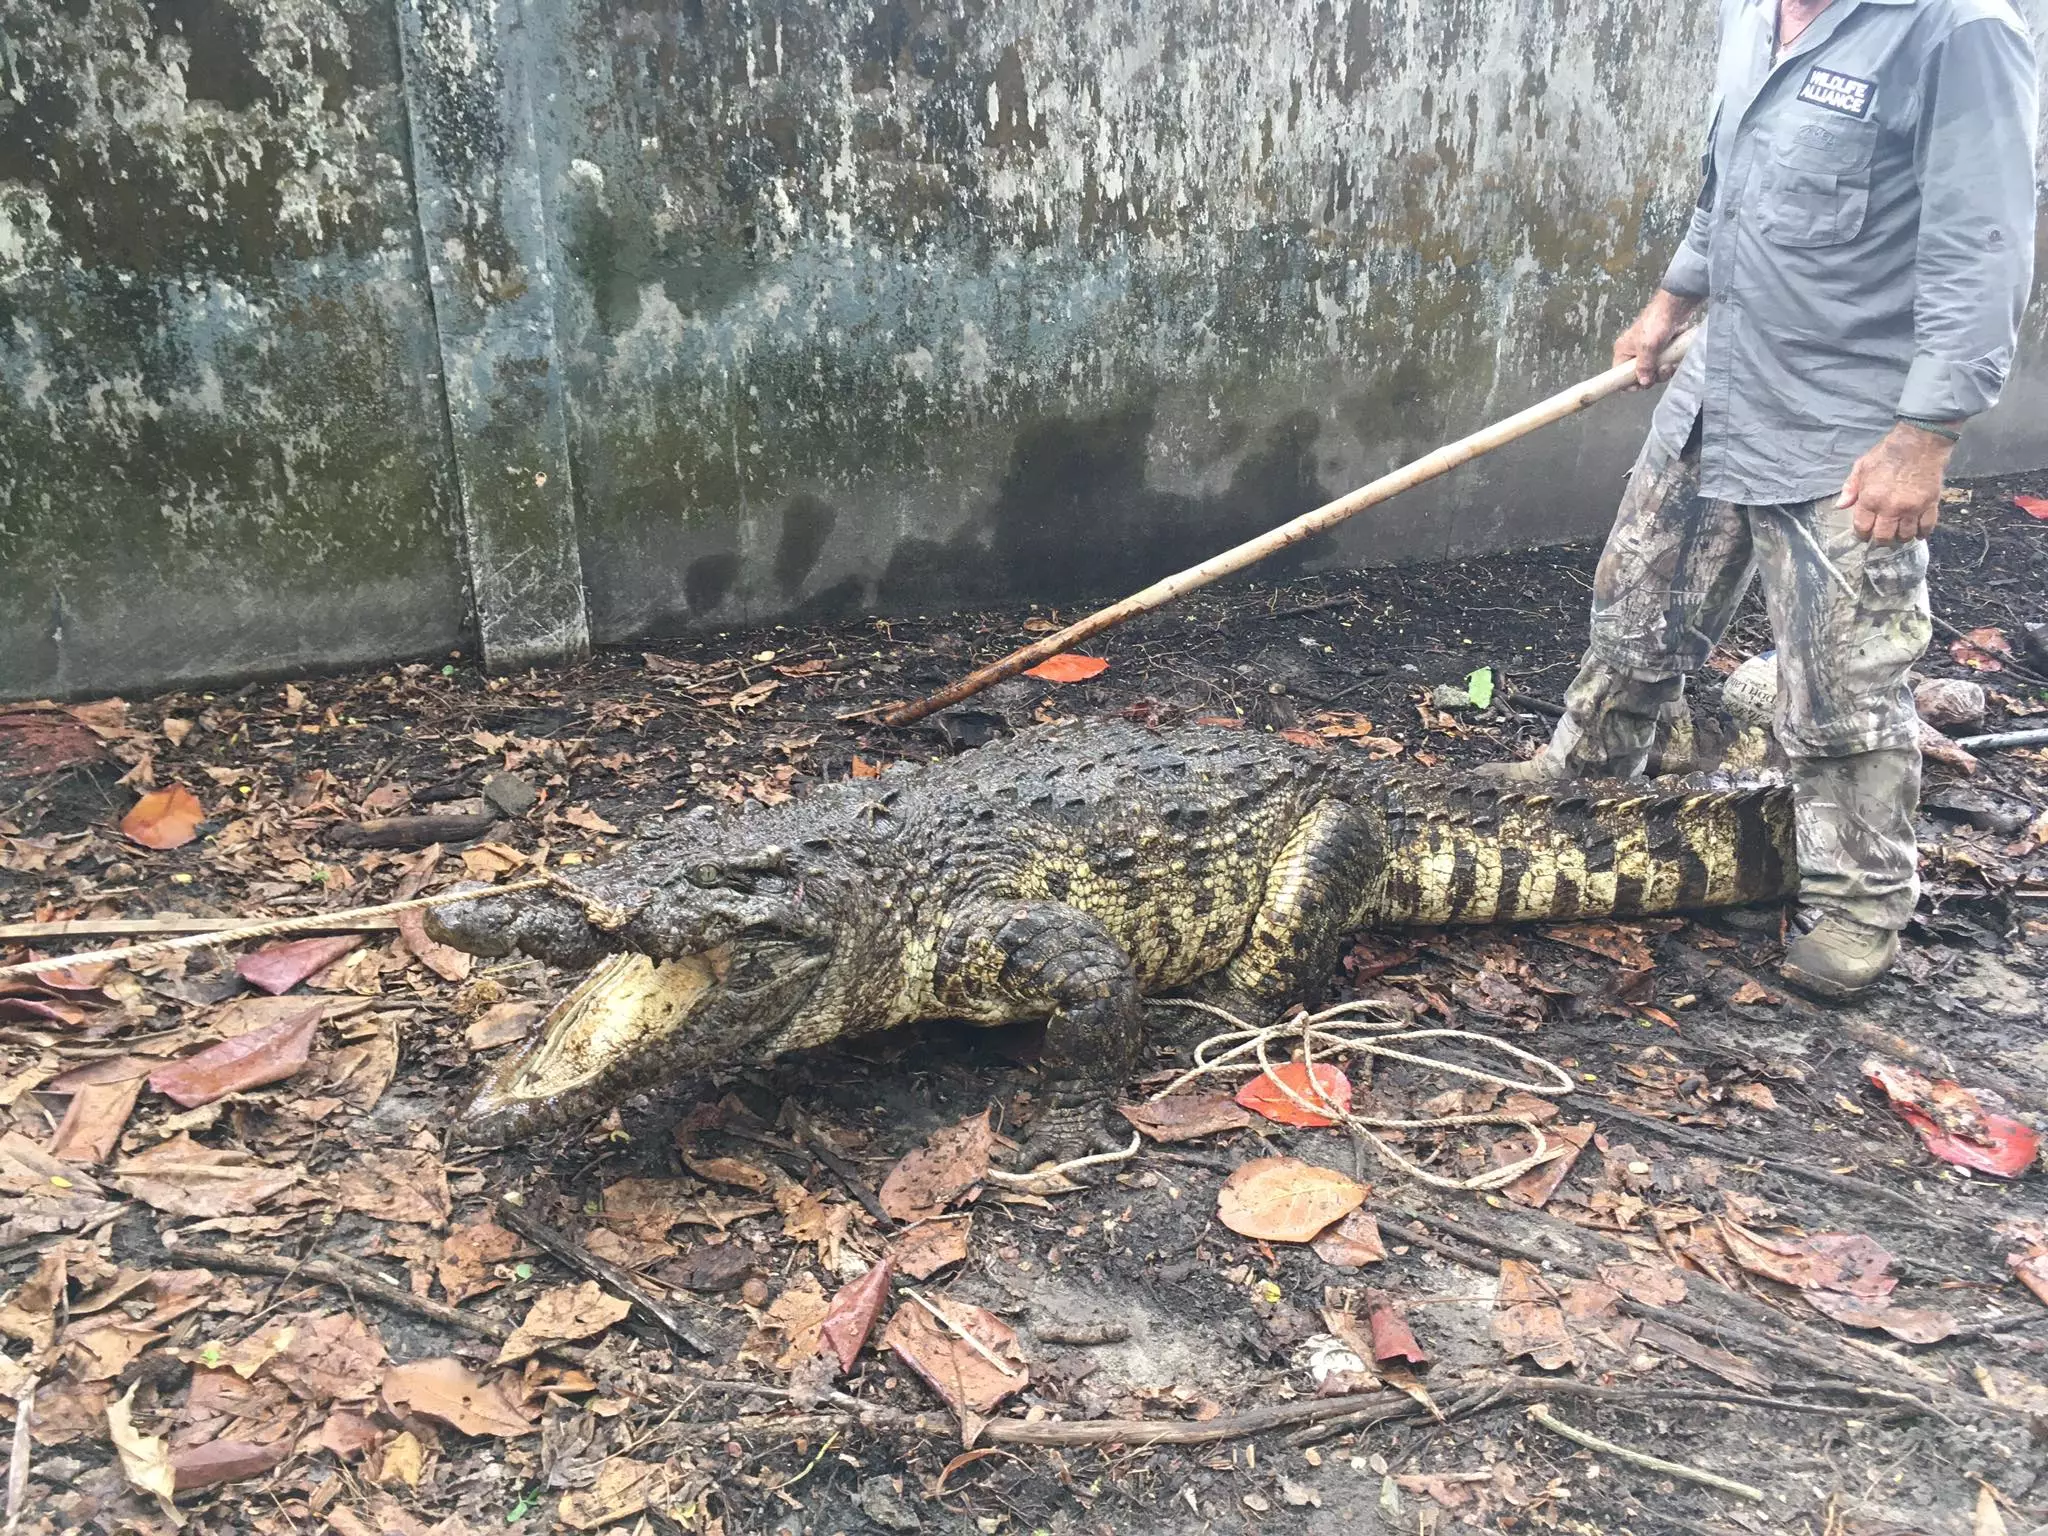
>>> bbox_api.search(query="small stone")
[1913,678,1986,732]
[658,1244,757,1293]
[481,771,537,816]
[739,1275,771,1307]
[1430,684,1472,710]
[856,1474,922,1532]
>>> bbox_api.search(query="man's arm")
[1838,14,2039,545]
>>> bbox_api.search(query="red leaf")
[1022,654,1110,683]
[1234,1062,1352,1127]
[149,1004,324,1108]
[1865,1059,2041,1179]
[235,936,362,996]
[818,1258,893,1374]
[1949,627,2011,672]
[2015,494,2048,521]
[1364,1290,1429,1366]
[120,784,205,849]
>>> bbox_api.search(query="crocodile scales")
[429,720,1795,1157]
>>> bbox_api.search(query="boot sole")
[1776,957,1887,1003]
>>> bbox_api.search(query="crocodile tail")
[1363,773,1797,926]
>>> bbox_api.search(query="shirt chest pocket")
[1759,119,1877,247]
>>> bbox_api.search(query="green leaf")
[513,1261,533,1280]
[1465,667,1495,710]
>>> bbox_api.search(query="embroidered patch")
[1796,66,1874,119]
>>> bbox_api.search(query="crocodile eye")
[688,863,722,888]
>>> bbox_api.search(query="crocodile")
[428,719,1795,1158]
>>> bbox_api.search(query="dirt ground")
[4,473,2047,1536]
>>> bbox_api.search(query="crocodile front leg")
[935,901,1142,1169]
[1201,798,1388,1022]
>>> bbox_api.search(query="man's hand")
[1614,290,1701,389]
[1836,422,1957,545]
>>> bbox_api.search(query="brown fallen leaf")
[0,1244,77,1357]
[1216,1157,1367,1244]
[381,1358,537,1438]
[236,935,363,996]
[1493,1120,1594,1208]
[48,1056,151,1164]
[374,1428,425,1489]
[1311,1210,1387,1269]
[559,1458,675,1531]
[148,1003,323,1108]
[890,1219,972,1281]
[121,784,205,850]
[495,1282,633,1365]
[1802,1288,1956,1344]
[108,1383,177,1500]
[437,1218,525,1303]
[1492,1259,1576,1370]
[333,1150,452,1226]
[171,1437,289,1492]
[1118,1092,1253,1143]
[2006,1244,2048,1307]
[879,1111,996,1222]
[1596,1259,1687,1308]
[1718,1219,1897,1298]
[395,907,472,984]
[819,1259,894,1374]
[466,1001,541,1051]
[883,1295,1028,1444]
[1539,921,1656,970]
[1635,1319,1773,1391]
[683,1154,772,1192]
[752,1274,832,1371]
[113,1133,300,1217]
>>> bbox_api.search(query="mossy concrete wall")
[5,0,2046,697]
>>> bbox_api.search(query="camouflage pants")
[1539,431,1930,930]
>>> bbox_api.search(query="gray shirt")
[1652,0,2039,504]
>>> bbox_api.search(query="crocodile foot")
[1005,1095,1131,1174]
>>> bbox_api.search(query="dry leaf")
[1801,1288,1955,1344]
[879,1112,995,1222]
[819,1259,893,1374]
[149,1004,322,1108]
[559,1458,674,1531]
[1022,654,1110,683]
[1118,1092,1253,1143]
[437,1219,525,1303]
[1596,1260,1687,1308]
[171,1438,289,1492]
[495,1282,632,1365]
[1216,1158,1367,1243]
[561,805,620,835]
[1311,1210,1387,1269]
[381,1358,537,1438]
[48,1058,150,1164]
[1950,626,2011,671]
[1492,1259,1575,1369]
[1493,1121,1594,1209]
[466,1001,541,1050]
[1718,1220,1897,1298]
[1234,1062,1352,1127]
[108,1383,176,1500]
[1364,1290,1429,1366]
[1865,1059,2040,1179]
[113,1133,300,1217]
[235,936,363,996]
[683,1154,772,1192]
[121,785,204,850]
[374,1429,425,1488]
[883,1296,1027,1438]
[889,1220,971,1281]
[333,1150,451,1225]
[1539,922,1655,970]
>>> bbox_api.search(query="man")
[1482,0,2039,999]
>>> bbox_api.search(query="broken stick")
[881,332,1696,726]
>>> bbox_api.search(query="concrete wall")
[5,0,2046,698]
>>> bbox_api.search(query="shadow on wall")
[845,400,1331,617]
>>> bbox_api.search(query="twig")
[1951,726,2048,751]
[170,1243,525,1349]
[1505,691,1566,718]
[903,1289,1020,1376]
[1931,614,2048,687]
[3,1373,33,1536]
[979,1385,1480,1448]
[496,1197,718,1358]
[983,1133,1143,1187]
[1527,1403,1765,1502]
[786,1109,895,1229]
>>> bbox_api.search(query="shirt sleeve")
[1896,14,2040,423]
[1660,206,1714,300]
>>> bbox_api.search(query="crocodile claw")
[1004,1097,1128,1176]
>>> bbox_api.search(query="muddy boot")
[1473,653,1680,786]
[1778,909,1899,1001]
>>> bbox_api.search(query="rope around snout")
[0,873,633,982]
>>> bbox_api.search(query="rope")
[1146,997,1578,1192]
[0,875,591,982]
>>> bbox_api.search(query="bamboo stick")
[882,332,1696,727]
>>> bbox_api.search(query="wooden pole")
[881,332,1695,728]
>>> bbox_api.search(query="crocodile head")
[427,839,836,1143]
